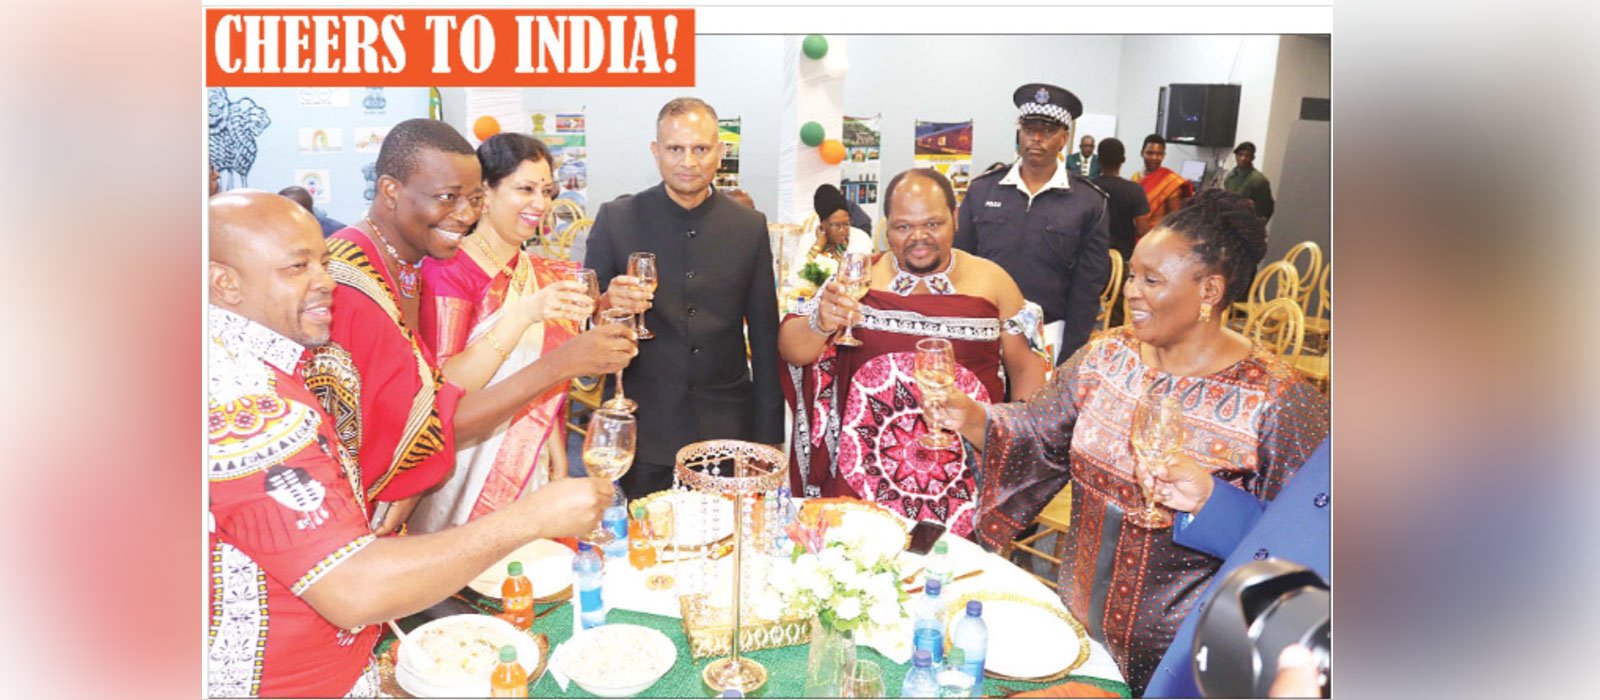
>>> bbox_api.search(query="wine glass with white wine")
[572,268,600,331]
[644,498,676,591]
[832,252,871,347]
[628,252,658,340]
[1128,391,1182,529]
[914,337,959,449]
[581,409,636,544]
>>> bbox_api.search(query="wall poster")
[912,119,975,205]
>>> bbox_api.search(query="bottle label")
[579,587,603,612]
[914,627,944,663]
[962,657,984,697]
[503,594,532,611]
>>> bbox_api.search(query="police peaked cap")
[1014,83,1083,128]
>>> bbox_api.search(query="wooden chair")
[541,217,592,262]
[535,199,588,259]
[769,222,811,313]
[1002,486,1073,591]
[1243,297,1306,361]
[873,216,888,252]
[565,375,606,437]
[1302,262,1331,354]
[1282,241,1322,309]
[1227,261,1300,331]
[1096,249,1125,332]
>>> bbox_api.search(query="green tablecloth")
[389,599,1129,698]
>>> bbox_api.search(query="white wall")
[1264,35,1331,187]
[1113,36,1280,177]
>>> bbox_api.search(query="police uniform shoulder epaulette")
[1070,172,1109,199]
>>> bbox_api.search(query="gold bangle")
[484,332,511,361]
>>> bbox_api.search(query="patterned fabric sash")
[467,253,580,519]
[1138,168,1194,207]
[325,236,448,501]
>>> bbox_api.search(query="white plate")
[395,615,541,697]
[943,594,1087,681]
[557,623,677,697]
[467,539,575,600]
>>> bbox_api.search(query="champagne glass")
[1128,392,1182,528]
[914,337,959,449]
[599,308,639,413]
[832,252,871,347]
[572,268,600,331]
[840,659,885,699]
[628,252,658,340]
[644,498,676,591]
[581,410,636,544]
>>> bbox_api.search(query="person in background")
[1066,133,1101,178]
[207,191,612,697]
[1223,141,1276,223]
[1141,438,1330,697]
[1093,137,1151,327]
[278,185,348,238]
[723,188,757,211]
[1132,133,1195,237]
[410,132,635,534]
[780,168,1049,534]
[920,190,1328,693]
[585,97,784,498]
[957,82,1111,366]
[320,118,634,535]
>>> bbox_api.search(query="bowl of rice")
[395,614,539,697]
[557,623,677,697]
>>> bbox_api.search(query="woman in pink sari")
[411,133,596,533]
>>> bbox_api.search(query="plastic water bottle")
[574,542,606,629]
[950,600,987,697]
[912,579,945,665]
[926,540,952,588]
[901,649,941,698]
[601,505,629,559]
[937,648,976,698]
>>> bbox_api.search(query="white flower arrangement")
[760,513,910,635]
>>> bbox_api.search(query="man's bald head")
[209,191,336,346]
[277,186,316,214]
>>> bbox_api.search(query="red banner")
[205,8,695,87]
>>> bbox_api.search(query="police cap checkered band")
[1018,101,1071,127]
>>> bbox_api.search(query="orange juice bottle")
[502,561,533,630]
[489,645,528,698]
[628,503,657,569]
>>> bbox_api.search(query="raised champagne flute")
[599,308,639,413]
[1128,392,1182,528]
[914,337,959,449]
[573,268,600,331]
[628,252,658,340]
[832,252,871,347]
[581,410,636,545]
[644,498,676,591]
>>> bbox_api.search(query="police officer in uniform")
[956,83,1110,366]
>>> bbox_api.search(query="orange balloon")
[819,139,846,165]
[473,115,501,141]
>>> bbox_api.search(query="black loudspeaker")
[1157,84,1242,147]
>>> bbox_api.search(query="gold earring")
[1198,302,1213,323]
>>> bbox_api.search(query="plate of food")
[466,538,574,602]
[395,614,541,697]
[941,592,1089,682]
[556,623,678,697]
[800,497,911,549]
[634,489,735,551]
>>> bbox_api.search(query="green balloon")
[800,122,826,147]
[802,35,829,60]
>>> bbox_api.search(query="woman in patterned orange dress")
[921,190,1329,693]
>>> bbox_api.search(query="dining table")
[380,497,1130,698]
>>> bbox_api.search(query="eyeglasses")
[822,221,852,232]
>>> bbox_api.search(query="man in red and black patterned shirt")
[206,191,612,697]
